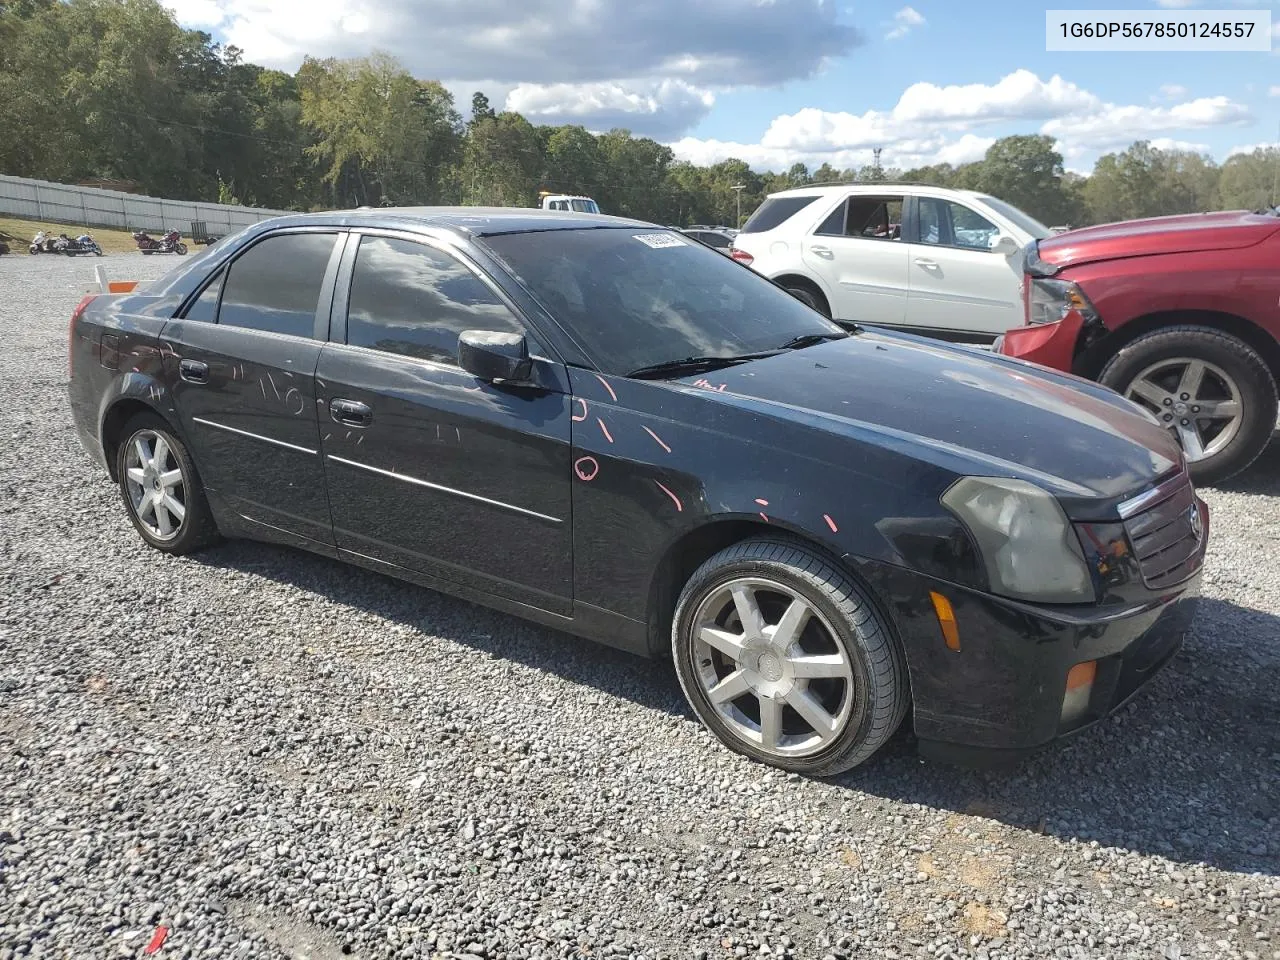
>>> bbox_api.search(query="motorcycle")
[29,231,64,254]
[133,230,187,256]
[65,234,104,256]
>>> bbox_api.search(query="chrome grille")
[1121,476,1203,590]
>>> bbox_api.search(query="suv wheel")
[116,414,219,553]
[671,538,907,776]
[780,282,831,318]
[1098,326,1278,485]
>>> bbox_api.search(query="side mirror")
[992,234,1020,257]
[458,330,532,383]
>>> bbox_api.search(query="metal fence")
[0,174,292,235]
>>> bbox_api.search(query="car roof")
[252,206,651,237]
[766,183,990,203]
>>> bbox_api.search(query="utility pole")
[732,183,745,228]
[872,148,883,181]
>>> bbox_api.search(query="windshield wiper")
[626,352,782,379]
[776,331,849,350]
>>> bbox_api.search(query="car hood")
[676,331,1182,508]
[1038,210,1280,270]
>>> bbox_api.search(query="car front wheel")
[1099,326,1277,486]
[671,538,907,776]
[116,414,219,553]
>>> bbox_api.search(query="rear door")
[800,194,908,325]
[904,196,1023,337]
[162,229,344,548]
[315,230,574,614]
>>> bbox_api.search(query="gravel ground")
[1,252,1278,960]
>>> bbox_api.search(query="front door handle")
[329,398,373,427]
[913,257,939,268]
[809,244,834,259]
[178,359,209,384]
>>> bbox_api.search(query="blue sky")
[163,0,1280,173]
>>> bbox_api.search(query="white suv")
[730,184,1052,340]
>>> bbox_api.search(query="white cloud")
[1270,86,1280,98]
[672,69,1253,173]
[885,6,925,40]
[1147,137,1210,153]
[1228,142,1279,158]
[1041,96,1250,150]
[1153,0,1195,7]
[1159,84,1188,99]
[505,80,716,138]
[163,0,225,27]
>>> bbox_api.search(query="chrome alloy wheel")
[1125,358,1243,462]
[690,577,856,758]
[123,430,187,541]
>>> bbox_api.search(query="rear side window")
[217,233,338,338]
[701,232,731,249]
[739,196,819,234]
[183,268,224,323]
[345,236,525,366]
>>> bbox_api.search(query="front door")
[905,196,1023,337]
[316,231,574,614]
[800,194,908,326]
[162,230,344,547]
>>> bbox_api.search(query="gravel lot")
[1,252,1278,960]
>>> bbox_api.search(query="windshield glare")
[483,228,843,376]
[979,196,1051,239]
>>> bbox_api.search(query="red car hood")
[1039,210,1280,270]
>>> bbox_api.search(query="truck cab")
[539,194,601,214]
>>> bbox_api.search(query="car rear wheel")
[116,414,219,554]
[780,282,831,318]
[671,538,907,776]
[1098,326,1277,486]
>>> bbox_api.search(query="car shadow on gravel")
[1210,430,1280,496]
[841,594,1280,877]
[192,540,1278,878]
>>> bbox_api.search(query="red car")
[997,209,1280,484]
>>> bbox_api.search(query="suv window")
[815,196,903,240]
[700,232,731,249]
[740,196,820,234]
[345,235,525,366]
[917,199,999,251]
[217,233,338,338]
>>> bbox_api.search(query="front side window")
[345,236,525,366]
[484,227,844,377]
[217,233,338,338]
[918,199,1000,251]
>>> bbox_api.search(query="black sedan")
[68,207,1207,775]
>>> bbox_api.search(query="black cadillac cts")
[69,208,1207,775]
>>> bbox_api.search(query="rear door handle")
[329,398,373,427]
[178,359,209,384]
[809,244,834,259]
[913,257,939,268]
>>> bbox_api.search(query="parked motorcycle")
[29,231,65,254]
[133,230,187,256]
[65,234,104,256]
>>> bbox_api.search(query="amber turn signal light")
[929,591,960,651]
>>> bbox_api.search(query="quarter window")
[217,233,338,338]
[345,236,525,366]
[917,199,1000,251]
[183,268,224,323]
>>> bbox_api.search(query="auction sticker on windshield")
[634,233,687,249]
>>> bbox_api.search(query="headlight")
[1026,278,1097,326]
[941,477,1094,603]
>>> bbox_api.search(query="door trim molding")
[192,417,319,455]
[326,454,564,524]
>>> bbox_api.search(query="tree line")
[1,0,1277,228]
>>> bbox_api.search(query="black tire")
[671,538,907,776]
[141,249,153,255]
[115,413,219,554]
[1098,326,1278,486]
[175,243,188,256]
[781,282,831,318]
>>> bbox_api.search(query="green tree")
[1218,148,1278,211]
[970,135,1071,225]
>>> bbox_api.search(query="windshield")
[570,199,599,213]
[483,228,844,376]
[978,196,1051,239]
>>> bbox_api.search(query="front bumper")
[854,558,1200,764]
[995,312,1085,372]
